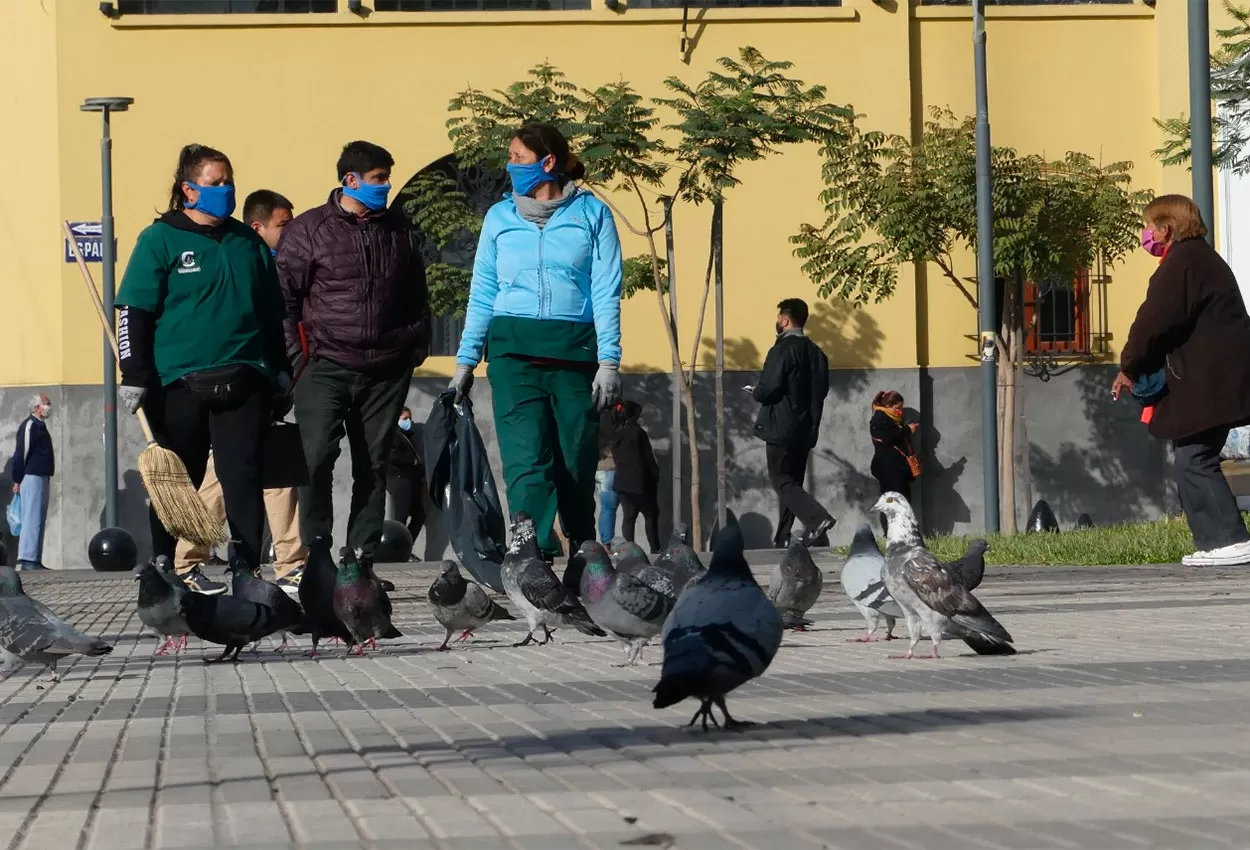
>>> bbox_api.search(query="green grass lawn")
[837,514,1248,566]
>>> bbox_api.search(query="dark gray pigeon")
[298,536,354,656]
[652,523,783,731]
[767,541,824,630]
[181,586,302,664]
[502,513,605,646]
[1076,513,1095,530]
[648,524,706,596]
[229,558,307,653]
[612,541,650,569]
[135,557,190,655]
[944,539,988,592]
[872,493,1015,659]
[578,541,674,665]
[1026,500,1060,534]
[0,566,113,681]
[428,560,515,650]
[333,548,402,655]
[839,523,902,642]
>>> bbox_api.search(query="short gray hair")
[30,394,49,412]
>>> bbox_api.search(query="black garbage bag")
[424,390,506,592]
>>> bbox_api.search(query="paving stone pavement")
[3,557,1250,849]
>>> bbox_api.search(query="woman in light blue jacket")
[451,122,624,582]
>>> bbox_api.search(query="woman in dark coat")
[1114,194,1250,567]
[611,401,661,553]
[869,390,919,533]
[386,406,425,556]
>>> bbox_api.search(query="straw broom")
[64,220,225,548]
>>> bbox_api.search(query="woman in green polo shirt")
[115,143,290,594]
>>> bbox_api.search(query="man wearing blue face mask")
[277,141,431,568]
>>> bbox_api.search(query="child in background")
[611,400,661,554]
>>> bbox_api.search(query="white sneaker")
[1185,540,1250,567]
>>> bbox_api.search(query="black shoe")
[378,578,396,593]
[773,533,791,549]
[276,565,303,597]
[182,565,227,595]
[802,517,835,547]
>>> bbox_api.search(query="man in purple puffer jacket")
[277,140,430,565]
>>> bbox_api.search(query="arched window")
[396,154,509,357]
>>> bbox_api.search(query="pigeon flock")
[0,491,1015,731]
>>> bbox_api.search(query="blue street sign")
[64,221,116,264]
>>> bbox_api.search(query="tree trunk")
[997,275,1021,534]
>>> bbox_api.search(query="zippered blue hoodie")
[456,187,623,367]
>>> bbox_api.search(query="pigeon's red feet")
[303,648,319,658]
[155,637,173,656]
[455,630,475,642]
[365,638,378,650]
[353,644,367,657]
[178,635,188,652]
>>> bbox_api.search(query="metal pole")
[664,198,682,530]
[713,200,726,529]
[1190,0,1215,243]
[82,96,132,530]
[973,0,1000,533]
[100,109,119,529]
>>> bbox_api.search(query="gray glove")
[591,361,621,411]
[449,364,474,403]
[118,385,146,414]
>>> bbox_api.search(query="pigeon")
[0,566,113,681]
[228,559,306,653]
[501,513,605,646]
[135,557,190,655]
[612,541,650,568]
[333,548,402,655]
[298,536,354,656]
[1076,513,1095,530]
[427,560,514,650]
[1026,499,1060,534]
[649,524,707,595]
[944,539,988,592]
[652,522,783,731]
[871,492,1015,659]
[180,588,300,664]
[578,541,674,665]
[767,540,824,630]
[839,523,903,642]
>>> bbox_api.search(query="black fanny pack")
[180,364,259,406]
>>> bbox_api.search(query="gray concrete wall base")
[0,363,1171,567]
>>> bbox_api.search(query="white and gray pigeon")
[649,523,707,596]
[944,539,988,592]
[578,541,674,665]
[135,557,190,655]
[767,540,824,630]
[427,560,515,650]
[0,566,113,681]
[501,513,606,647]
[871,493,1015,658]
[652,523,783,731]
[840,523,903,642]
[612,541,650,569]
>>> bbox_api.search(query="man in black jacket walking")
[750,299,834,547]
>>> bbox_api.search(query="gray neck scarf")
[514,181,578,228]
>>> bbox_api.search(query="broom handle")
[64,220,158,445]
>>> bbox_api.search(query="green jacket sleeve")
[256,240,291,378]
[117,225,168,313]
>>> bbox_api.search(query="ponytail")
[167,143,233,213]
[513,122,585,183]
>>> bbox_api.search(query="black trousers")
[145,371,269,569]
[618,491,661,553]
[766,443,831,538]
[872,459,913,535]
[386,469,426,551]
[1174,428,1250,552]
[293,357,411,562]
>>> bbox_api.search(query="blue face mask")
[507,161,557,197]
[185,183,236,219]
[342,174,391,211]
[398,418,412,432]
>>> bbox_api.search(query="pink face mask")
[1141,227,1165,258]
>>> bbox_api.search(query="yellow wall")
[0,0,1195,386]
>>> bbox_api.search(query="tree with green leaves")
[429,51,850,546]
[793,107,1149,532]
[1155,0,1250,173]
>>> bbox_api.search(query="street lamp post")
[80,96,134,530]
[973,0,1000,533]
[1189,0,1215,243]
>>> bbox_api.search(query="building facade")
[0,0,1212,564]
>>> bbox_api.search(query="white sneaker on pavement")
[1184,540,1250,567]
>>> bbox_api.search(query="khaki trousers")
[174,453,308,578]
